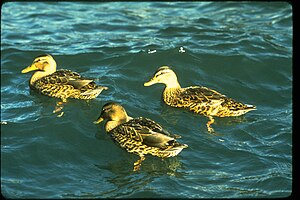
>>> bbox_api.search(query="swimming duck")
[94,102,188,171]
[21,54,108,101]
[144,66,256,133]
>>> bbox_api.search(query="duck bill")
[143,78,156,86]
[100,86,109,90]
[93,116,104,124]
[21,64,38,73]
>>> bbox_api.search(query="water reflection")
[93,155,185,197]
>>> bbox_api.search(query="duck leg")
[53,98,67,117]
[133,155,145,171]
[206,116,215,133]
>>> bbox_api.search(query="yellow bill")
[93,117,104,124]
[144,78,156,86]
[21,64,38,73]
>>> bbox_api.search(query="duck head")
[22,54,57,74]
[94,102,131,132]
[144,66,180,88]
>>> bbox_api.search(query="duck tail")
[245,104,256,110]
[230,103,256,116]
[165,143,188,157]
[97,85,109,91]
[80,86,108,98]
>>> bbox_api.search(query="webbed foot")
[53,99,67,117]
[206,116,215,134]
[133,155,145,171]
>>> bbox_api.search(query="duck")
[93,102,188,171]
[144,66,256,133]
[21,54,108,101]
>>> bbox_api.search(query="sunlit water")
[1,2,292,198]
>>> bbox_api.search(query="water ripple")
[1,2,292,198]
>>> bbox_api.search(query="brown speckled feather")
[164,86,254,117]
[94,102,187,170]
[22,55,107,100]
[144,66,256,132]
[108,117,187,158]
[33,70,106,100]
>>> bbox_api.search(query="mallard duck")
[144,66,256,133]
[93,102,188,171]
[21,54,108,101]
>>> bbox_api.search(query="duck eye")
[156,71,167,77]
[103,107,111,112]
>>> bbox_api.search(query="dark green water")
[1,2,292,198]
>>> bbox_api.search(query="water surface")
[1,2,292,198]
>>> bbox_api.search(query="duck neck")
[30,62,57,86]
[164,86,182,97]
[105,115,132,132]
[30,71,53,85]
[164,79,181,89]
[163,82,182,105]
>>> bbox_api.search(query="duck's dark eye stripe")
[103,106,111,111]
[155,71,168,77]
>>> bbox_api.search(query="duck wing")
[68,78,94,89]
[180,86,255,114]
[181,86,226,102]
[44,69,81,84]
[128,117,181,139]
[139,130,179,149]
[38,70,95,89]
[33,70,100,99]
[176,86,228,108]
[110,118,181,149]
